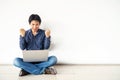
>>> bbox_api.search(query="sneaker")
[19,69,30,76]
[44,67,57,75]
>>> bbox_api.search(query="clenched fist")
[20,28,26,37]
[45,29,51,38]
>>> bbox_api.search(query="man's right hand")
[20,28,26,37]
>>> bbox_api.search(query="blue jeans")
[13,56,57,75]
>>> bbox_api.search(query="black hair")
[28,14,41,24]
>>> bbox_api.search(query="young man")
[13,14,57,76]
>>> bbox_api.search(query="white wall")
[0,0,120,64]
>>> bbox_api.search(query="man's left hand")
[45,29,51,38]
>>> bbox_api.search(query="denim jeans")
[13,56,57,75]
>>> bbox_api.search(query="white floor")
[1,64,120,80]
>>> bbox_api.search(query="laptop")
[22,50,49,62]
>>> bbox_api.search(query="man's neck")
[32,30,38,36]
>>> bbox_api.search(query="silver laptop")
[22,50,49,62]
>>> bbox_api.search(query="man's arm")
[44,36,51,49]
[44,29,51,49]
[20,36,26,50]
[19,28,26,50]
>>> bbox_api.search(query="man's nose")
[34,25,38,28]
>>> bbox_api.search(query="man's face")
[30,20,40,32]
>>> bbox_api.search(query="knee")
[48,56,57,65]
[13,57,23,67]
